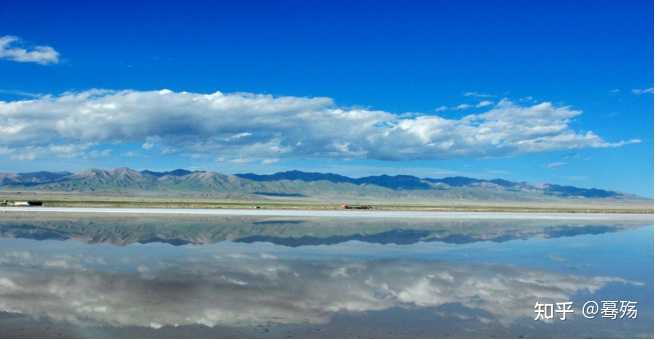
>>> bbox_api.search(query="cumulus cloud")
[0,89,639,161]
[0,35,59,65]
[631,88,653,95]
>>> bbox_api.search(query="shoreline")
[1,207,652,221]
[1,193,652,215]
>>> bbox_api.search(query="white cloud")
[0,89,639,162]
[142,141,155,150]
[463,91,494,98]
[229,157,254,164]
[476,100,493,108]
[0,143,93,160]
[0,36,59,65]
[86,149,112,158]
[436,100,494,112]
[454,103,472,110]
[631,88,653,95]
[545,161,566,169]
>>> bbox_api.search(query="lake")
[0,211,652,338]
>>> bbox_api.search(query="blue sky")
[0,1,652,196]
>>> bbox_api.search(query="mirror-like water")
[0,212,652,338]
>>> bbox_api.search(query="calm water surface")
[0,213,652,338]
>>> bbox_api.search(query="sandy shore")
[0,207,652,221]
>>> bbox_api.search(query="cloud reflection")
[0,249,637,329]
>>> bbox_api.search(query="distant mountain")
[0,171,71,186]
[542,184,619,199]
[0,167,646,203]
[236,171,432,190]
[239,171,625,198]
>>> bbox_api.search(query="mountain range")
[0,167,648,204]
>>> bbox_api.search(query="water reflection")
[0,247,638,330]
[0,214,651,338]
[0,212,647,246]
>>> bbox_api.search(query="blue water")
[0,215,651,338]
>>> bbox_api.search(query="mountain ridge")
[0,167,647,201]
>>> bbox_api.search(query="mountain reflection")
[0,247,637,330]
[0,212,647,246]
